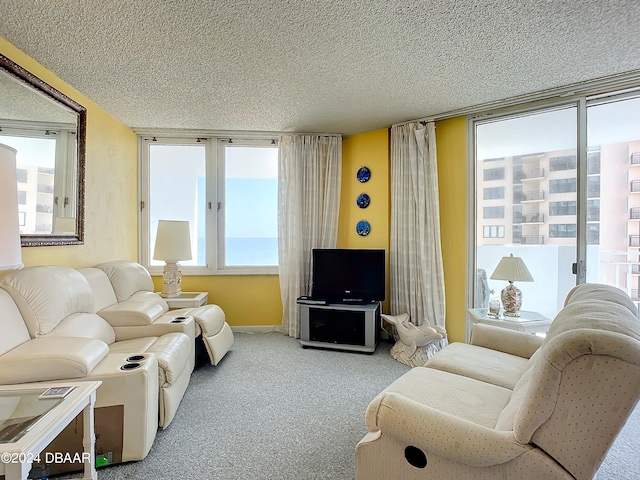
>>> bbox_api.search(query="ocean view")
[225,237,278,266]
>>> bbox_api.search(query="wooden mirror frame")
[0,53,86,246]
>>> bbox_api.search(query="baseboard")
[231,325,283,334]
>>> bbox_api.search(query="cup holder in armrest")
[121,362,141,371]
[126,355,146,362]
[171,316,188,323]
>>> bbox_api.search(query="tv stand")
[298,301,380,353]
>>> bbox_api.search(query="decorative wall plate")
[356,193,370,209]
[356,166,371,183]
[356,220,371,236]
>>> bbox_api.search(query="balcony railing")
[35,204,53,213]
[630,235,640,247]
[631,152,640,165]
[632,264,640,275]
[514,213,545,224]
[519,235,545,245]
[37,184,54,194]
[630,208,640,220]
[632,290,639,301]
[631,180,640,193]
[518,168,545,181]
[521,190,545,202]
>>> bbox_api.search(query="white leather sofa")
[356,284,640,480]
[0,264,196,463]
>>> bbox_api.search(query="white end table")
[159,292,208,309]
[0,381,101,480]
[467,308,552,340]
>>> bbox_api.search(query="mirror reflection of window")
[0,129,75,235]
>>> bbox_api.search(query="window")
[483,187,504,200]
[483,206,504,219]
[16,169,27,183]
[549,201,577,216]
[587,223,600,245]
[587,151,601,174]
[141,136,278,274]
[587,176,600,198]
[549,155,577,171]
[549,178,577,194]
[549,224,576,238]
[17,190,26,205]
[483,167,504,181]
[218,140,278,267]
[587,200,600,221]
[483,225,504,238]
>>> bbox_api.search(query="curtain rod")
[133,127,342,138]
[393,68,640,128]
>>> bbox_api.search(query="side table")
[467,308,552,341]
[159,292,208,309]
[0,381,101,480]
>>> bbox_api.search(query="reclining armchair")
[93,260,234,366]
[356,284,640,480]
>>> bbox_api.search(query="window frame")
[139,134,279,276]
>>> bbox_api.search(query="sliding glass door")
[472,92,640,321]
[586,95,640,304]
[474,106,578,320]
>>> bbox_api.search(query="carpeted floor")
[55,332,639,479]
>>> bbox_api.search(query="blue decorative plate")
[356,166,371,183]
[356,193,370,209]
[356,220,371,236]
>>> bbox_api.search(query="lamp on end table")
[153,220,192,298]
[490,253,533,317]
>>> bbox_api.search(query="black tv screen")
[311,249,385,303]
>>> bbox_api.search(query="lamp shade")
[153,220,192,262]
[0,144,23,271]
[490,254,533,282]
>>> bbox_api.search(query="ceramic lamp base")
[160,261,183,298]
[501,282,522,317]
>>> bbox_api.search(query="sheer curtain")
[389,122,446,338]
[278,134,342,338]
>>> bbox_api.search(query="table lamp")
[153,220,192,298]
[0,143,24,271]
[490,253,533,317]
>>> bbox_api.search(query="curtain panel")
[277,134,342,338]
[389,122,446,332]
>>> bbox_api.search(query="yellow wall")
[435,117,468,343]
[1,37,139,267]
[339,129,391,312]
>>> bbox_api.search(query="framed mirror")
[0,53,86,246]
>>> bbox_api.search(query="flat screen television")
[311,248,385,303]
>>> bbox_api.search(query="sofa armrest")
[369,392,533,467]
[98,302,165,327]
[0,336,109,384]
[470,323,543,358]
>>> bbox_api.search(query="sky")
[476,96,640,159]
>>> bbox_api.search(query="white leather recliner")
[78,266,195,428]
[94,260,234,366]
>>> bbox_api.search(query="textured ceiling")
[1,1,640,136]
